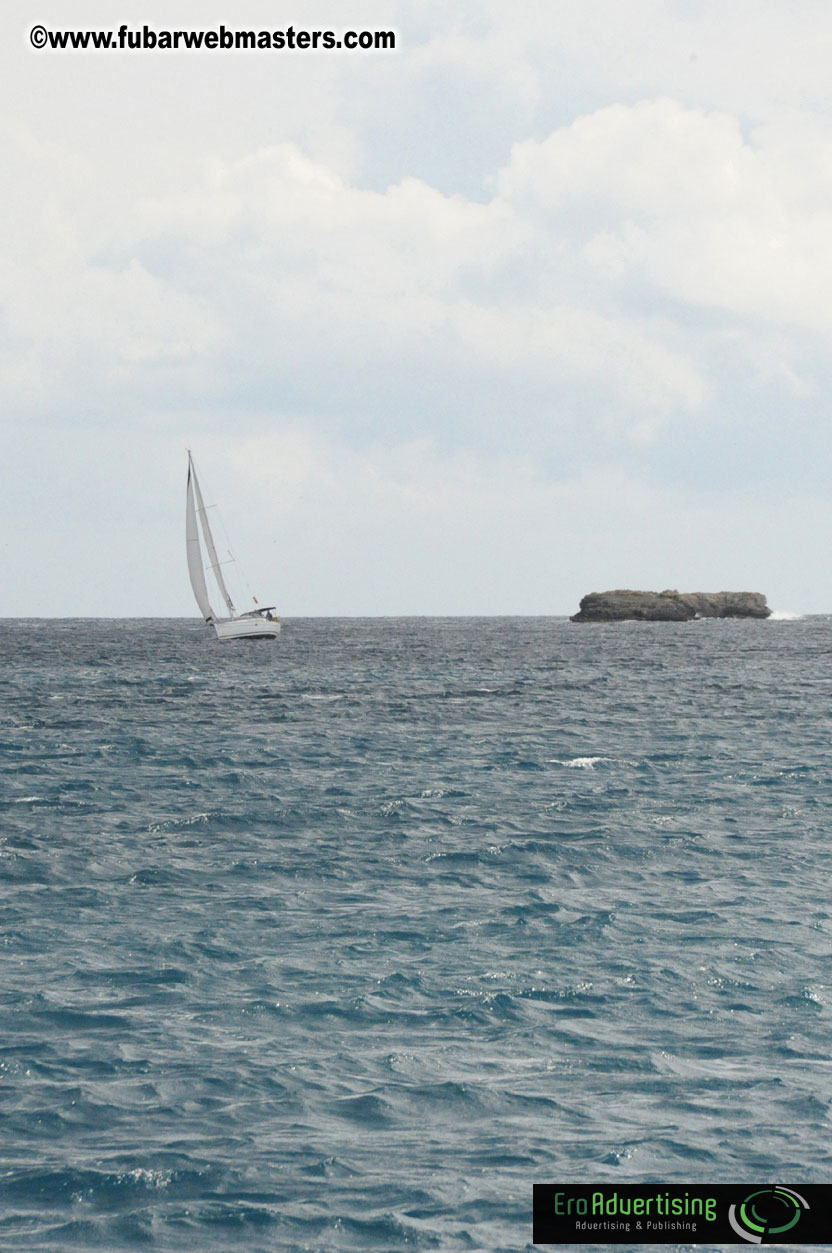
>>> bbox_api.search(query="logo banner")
[533,1184,832,1244]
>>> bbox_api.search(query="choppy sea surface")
[2,615,832,1252]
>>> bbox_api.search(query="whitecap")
[549,756,610,769]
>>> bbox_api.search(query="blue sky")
[4,0,832,614]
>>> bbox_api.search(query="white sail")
[186,461,215,622]
[188,454,237,618]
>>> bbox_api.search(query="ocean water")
[2,615,832,1252]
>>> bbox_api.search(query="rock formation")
[570,590,771,622]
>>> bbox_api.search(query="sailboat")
[186,451,281,640]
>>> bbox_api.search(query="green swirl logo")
[728,1187,808,1243]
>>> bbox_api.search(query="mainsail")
[186,459,215,622]
[188,454,236,617]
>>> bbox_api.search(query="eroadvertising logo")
[533,1183,832,1245]
[728,1188,809,1243]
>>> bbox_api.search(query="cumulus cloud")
[0,120,221,415]
[110,135,705,437]
[4,89,829,438]
[499,98,832,338]
[4,89,828,459]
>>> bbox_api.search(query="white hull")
[213,617,281,641]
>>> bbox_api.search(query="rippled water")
[2,616,831,1251]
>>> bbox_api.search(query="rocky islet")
[570,590,772,622]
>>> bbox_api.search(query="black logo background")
[533,1183,832,1244]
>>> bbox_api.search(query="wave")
[5,615,832,1251]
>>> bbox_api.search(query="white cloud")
[499,99,757,216]
[499,97,832,338]
[5,89,827,463]
[0,119,221,413]
[118,137,706,427]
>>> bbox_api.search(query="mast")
[188,453,237,619]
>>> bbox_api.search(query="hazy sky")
[4,1,832,615]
